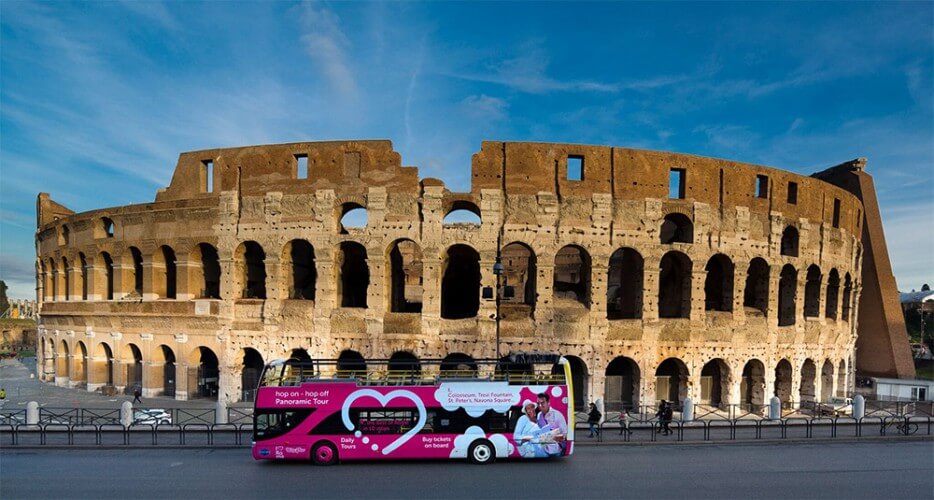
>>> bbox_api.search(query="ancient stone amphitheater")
[35,140,877,408]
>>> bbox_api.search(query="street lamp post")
[493,258,504,361]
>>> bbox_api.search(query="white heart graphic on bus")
[340,389,426,455]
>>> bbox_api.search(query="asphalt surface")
[2,441,932,499]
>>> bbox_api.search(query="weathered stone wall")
[35,140,865,405]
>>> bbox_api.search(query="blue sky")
[1,1,932,299]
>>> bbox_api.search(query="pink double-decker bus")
[251,353,575,465]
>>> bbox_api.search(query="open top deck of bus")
[259,354,570,388]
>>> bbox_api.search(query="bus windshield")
[251,354,575,464]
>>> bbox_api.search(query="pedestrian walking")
[132,387,142,404]
[587,403,602,438]
[655,400,670,435]
[618,408,633,435]
[661,401,674,435]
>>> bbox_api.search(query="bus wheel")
[311,441,339,466]
[468,439,495,465]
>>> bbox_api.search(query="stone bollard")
[26,401,39,425]
[682,398,694,422]
[769,396,782,420]
[853,394,865,419]
[215,400,228,425]
[121,401,133,427]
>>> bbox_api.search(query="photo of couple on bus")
[512,392,568,458]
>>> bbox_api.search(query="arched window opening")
[160,245,178,299]
[79,253,88,300]
[130,247,143,297]
[122,343,143,395]
[62,257,71,301]
[741,360,766,409]
[241,348,265,402]
[74,341,88,387]
[554,245,591,307]
[443,201,481,225]
[336,350,367,378]
[704,254,734,312]
[607,248,644,320]
[57,340,70,379]
[743,258,769,316]
[700,359,730,407]
[62,225,70,245]
[96,343,114,386]
[290,348,312,362]
[800,359,817,403]
[49,259,58,301]
[339,242,369,307]
[388,240,422,312]
[804,265,821,318]
[825,269,840,320]
[188,347,219,400]
[159,345,176,398]
[237,241,267,299]
[286,240,317,300]
[774,359,793,403]
[841,274,853,322]
[821,360,834,402]
[778,265,797,326]
[659,251,692,318]
[501,242,536,314]
[780,226,799,257]
[102,217,114,238]
[441,244,480,319]
[655,358,689,404]
[101,252,115,300]
[40,261,48,301]
[194,243,221,299]
[440,353,478,377]
[339,203,368,233]
[388,351,421,378]
[660,213,693,244]
[836,360,847,397]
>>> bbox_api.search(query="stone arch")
[821,359,834,402]
[655,358,689,404]
[780,226,799,257]
[778,265,797,326]
[442,200,481,225]
[338,241,369,307]
[704,254,734,312]
[56,339,70,379]
[388,351,421,375]
[659,251,692,318]
[74,340,88,386]
[825,269,840,320]
[283,239,317,300]
[551,355,588,409]
[100,252,115,300]
[800,358,817,403]
[121,343,143,393]
[387,239,423,313]
[241,348,265,402]
[440,353,478,376]
[128,247,143,296]
[62,256,71,301]
[660,213,693,244]
[607,247,644,319]
[94,342,114,386]
[152,245,178,299]
[235,241,267,299]
[441,244,480,319]
[842,273,853,322]
[289,348,312,362]
[700,358,730,406]
[501,241,536,314]
[743,258,769,316]
[554,245,591,307]
[603,356,641,411]
[741,359,766,408]
[40,261,49,301]
[187,346,219,400]
[78,253,89,300]
[155,345,176,397]
[337,349,367,377]
[804,265,822,318]
[836,360,847,397]
[101,217,114,238]
[191,243,221,299]
[338,202,368,233]
[774,359,793,403]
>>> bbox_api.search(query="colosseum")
[33,140,914,409]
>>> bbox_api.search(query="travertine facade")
[35,140,868,407]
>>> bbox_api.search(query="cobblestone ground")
[0,358,221,410]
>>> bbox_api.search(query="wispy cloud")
[299,1,358,100]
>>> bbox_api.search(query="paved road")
[3,441,932,499]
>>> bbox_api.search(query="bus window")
[254,409,313,440]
